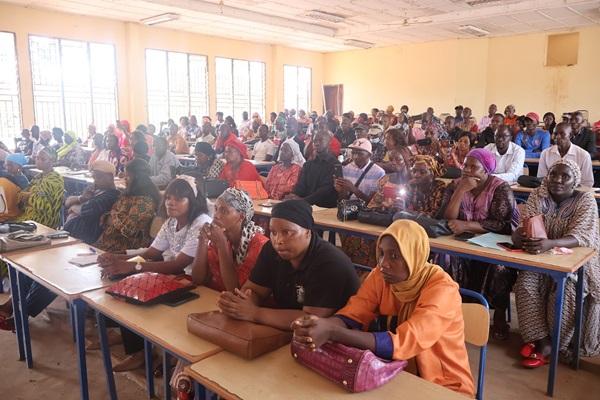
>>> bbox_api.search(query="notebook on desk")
[466,233,512,251]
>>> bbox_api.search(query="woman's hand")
[203,221,228,248]
[521,237,553,254]
[291,315,332,351]
[97,253,120,268]
[456,177,479,193]
[217,289,258,322]
[20,192,32,203]
[511,228,526,248]
[100,261,134,279]
[447,219,468,234]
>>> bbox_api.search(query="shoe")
[522,352,549,368]
[86,330,122,351]
[113,351,146,372]
[520,342,536,358]
[491,323,510,340]
[0,316,15,332]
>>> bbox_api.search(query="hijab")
[277,138,306,166]
[57,131,79,160]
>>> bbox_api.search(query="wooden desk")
[82,286,223,400]
[185,346,465,400]
[29,166,126,193]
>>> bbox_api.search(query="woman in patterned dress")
[513,159,600,367]
[56,130,86,167]
[98,133,129,173]
[265,139,304,200]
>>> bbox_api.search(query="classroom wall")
[323,26,600,122]
[0,3,324,129]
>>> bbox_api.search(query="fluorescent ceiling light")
[466,0,505,6]
[458,25,490,37]
[304,10,345,24]
[343,39,374,49]
[141,13,180,26]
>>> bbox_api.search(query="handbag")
[204,178,228,198]
[357,209,394,227]
[233,180,268,200]
[337,199,364,222]
[290,341,408,393]
[187,311,292,359]
[105,272,195,305]
[523,214,547,239]
[517,175,542,188]
[0,230,51,253]
[393,211,452,238]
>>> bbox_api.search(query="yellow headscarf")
[57,130,79,160]
[377,220,443,325]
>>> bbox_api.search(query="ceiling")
[5,0,600,52]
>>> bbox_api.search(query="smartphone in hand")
[333,164,344,179]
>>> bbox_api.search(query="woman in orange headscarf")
[292,219,474,397]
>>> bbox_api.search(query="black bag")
[517,175,542,188]
[0,222,37,233]
[337,199,364,222]
[441,167,461,179]
[393,211,452,238]
[357,209,394,227]
[204,179,229,198]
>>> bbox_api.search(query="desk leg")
[144,340,155,398]
[548,275,566,397]
[8,265,25,361]
[70,304,76,342]
[572,264,586,370]
[16,271,33,368]
[96,312,117,400]
[328,231,336,244]
[73,299,89,400]
[193,381,210,400]
[163,350,171,400]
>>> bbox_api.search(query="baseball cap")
[525,112,540,122]
[348,138,372,154]
[354,124,369,132]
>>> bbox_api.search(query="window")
[283,65,311,113]
[0,32,21,145]
[145,49,208,129]
[29,35,118,135]
[215,57,265,122]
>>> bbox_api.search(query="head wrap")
[195,142,215,156]
[90,160,116,175]
[133,141,149,155]
[119,120,131,133]
[277,138,305,167]
[40,146,58,161]
[225,140,249,159]
[271,199,314,230]
[57,131,79,160]
[175,174,198,197]
[410,155,444,178]
[541,159,582,194]
[377,220,443,325]
[6,153,28,166]
[40,130,52,141]
[465,148,496,175]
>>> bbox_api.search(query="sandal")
[522,352,549,368]
[491,324,510,340]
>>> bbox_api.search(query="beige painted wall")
[0,3,324,128]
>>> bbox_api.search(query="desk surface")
[82,286,223,362]
[3,242,107,298]
[186,346,465,400]
[30,166,126,189]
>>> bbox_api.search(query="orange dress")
[336,267,475,397]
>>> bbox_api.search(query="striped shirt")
[342,161,386,200]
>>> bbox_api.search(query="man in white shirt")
[478,104,497,133]
[485,125,525,183]
[253,124,276,162]
[537,122,594,187]
[334,138,385,202]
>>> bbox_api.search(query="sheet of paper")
[466,233,513,251]
[69,255,98,267]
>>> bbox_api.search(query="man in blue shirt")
[514,112,550,158]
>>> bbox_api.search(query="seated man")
[537,122,594,187]
[252,124,276,162]
[63,160,121,244]
[149,136,180,186]
[514,112,551,158]
[570,111,596,160]
[485,125,525,182]
[476,113,504,149]
[289,132,340,208]
[167,123,190,155]
[334,139,385,203]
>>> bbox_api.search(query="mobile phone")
[48,233,69,239]
[383,186,405,199]
[333,164,344,179]
[497,242,523,252]
[454,232,475,241]
[164,292,199,307]
[259,202,274,207]
[417,138,432,146]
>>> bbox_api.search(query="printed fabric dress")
[13,172,65,229]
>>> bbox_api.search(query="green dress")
[14,171,64,229]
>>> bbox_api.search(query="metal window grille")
[215,57,265,122]
[283,65,311,112]
[0,32,21,145]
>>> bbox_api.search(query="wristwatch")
[134,262,143,272]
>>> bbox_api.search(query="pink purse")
[523,214,547,239]
[290,340,408,393]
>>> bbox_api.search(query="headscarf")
[40,146,58,161]
[410,155,444,178]
[6,153,28,166]
[271,199,313,229]
[226,140,249,159]
[119,120,131,134]
[40,130,52,141]
[57,130,79,160]
[217,188,264,266]
[195,142,215,157]
[90,160,116,175]
[539,159,582,197]
[465,148,496,175]
[377,220,443,325]
[277,138,305,166]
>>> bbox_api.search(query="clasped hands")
[199,221,227,247]
[290,315,334,351]
[97,253,133,278]
[216,288,258,322]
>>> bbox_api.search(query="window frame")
[283,64,312,113]
[0,31,22,144]
[215,56,266,121]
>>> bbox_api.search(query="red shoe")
[0,316,15,332]
[522,352,549,368]
[520,342,535,358]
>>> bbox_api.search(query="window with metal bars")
[28,35,118,137]
[215,57,265,123]
[145,49,208,130]
[283,65,311,113]
[0,32,22,145]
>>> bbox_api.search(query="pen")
[89,247,97,254]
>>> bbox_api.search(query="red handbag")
[290,340,408,393]
[523,214,547,239]
[233,180,268,200]
[105,272,195,305]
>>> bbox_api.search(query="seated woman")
[216,199,361,331]
[292,220,475,397]
[4,153,29,190]
[87,133,105,165]
[131,141,150,162]
[444,131,474,169]
[512,159,600,367]
[56,130,86,167]
[417,124,445,166]
[436,148,519,340]
[219,140,262,187]
[175,142,225,179]
[98,133,129,173]
[265,139,304,200]
[97,175,212,371]
[94,159,162,252]
[192,188,268,292]
[372,128,410,173]
[0,154,30,222]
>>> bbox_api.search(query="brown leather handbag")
[187,311,292,359]
[523,214,547,239]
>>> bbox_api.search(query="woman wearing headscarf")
[176,142,225,179]
[87,133,105,165]
[30,130,52,163]
[116,120,131,150]
[265,138,305,200]
[291,220,474,398]
[0,153,29,222]
[3,153,29,189]
[219,140,263,187]
[512,159,600,367]
[56,130,85,167]
[436,148,519,340]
